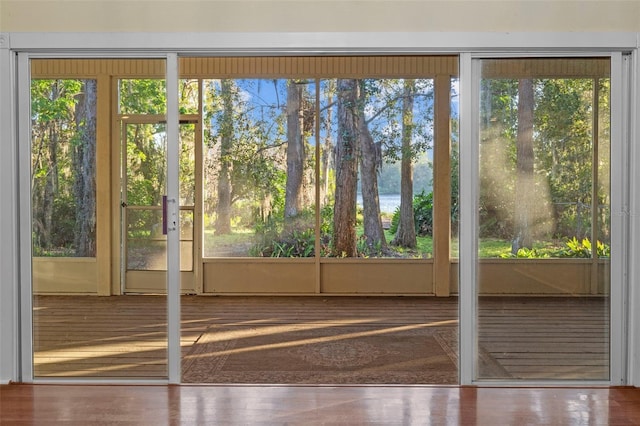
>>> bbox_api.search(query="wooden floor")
[32,295,609,382]
[2,384,640,425]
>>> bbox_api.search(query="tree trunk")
[512,78,535,253]
[73,79,97,257]
[215,79,233,235]
[41,82,61,250]
[392,79,417,248]
[42,125,58,250]
[320,84,334,206]
[357,82,387,253]
[332,79,358,257]
[284,80,304,225]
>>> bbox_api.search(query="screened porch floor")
[32,295,609,383]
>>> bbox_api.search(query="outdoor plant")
[499,237,610,258]
[249,213,320,257]
[556,237,610,258]
[356,235,384,258]
[500,247,549,259]
[389,190,434,236]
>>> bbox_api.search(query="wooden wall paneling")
[96,74,111,295]
[433,75,452,297]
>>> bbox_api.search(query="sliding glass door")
[18,53,625,385]
[464,56,622,383]
[26,58,171,380]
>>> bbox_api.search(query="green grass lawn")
[204,226,574,259]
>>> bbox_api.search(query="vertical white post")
[629,49,640,388]
[0,34,19,384]
[458,52,478,385]
[610,52,628,385]
[17,52,34,382]
[166,53,181,384]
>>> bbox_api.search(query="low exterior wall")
[33,257,610,296]
[320,260,434,294]
[33,257,97,294]
[450,259,610,295]
[203,259,316,294]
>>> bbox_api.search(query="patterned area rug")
[182,324,459,384]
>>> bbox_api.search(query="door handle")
[163,195,177,235]
[162,195,168,235]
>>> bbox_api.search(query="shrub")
[555,237,610,258]
[499,237,610,258]
[389,190,433,237]
[249,212,319,257]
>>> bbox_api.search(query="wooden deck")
[32,295,609,382]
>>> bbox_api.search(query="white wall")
[1,1,640,33]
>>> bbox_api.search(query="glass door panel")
[124,121,167,271]
[122,119,196,293]
[31,60,169,379]
[475,58,610,381]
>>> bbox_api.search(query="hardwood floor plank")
[2,384,639,425]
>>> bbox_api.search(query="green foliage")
[555,237,610,258]
[389,209,400,235]
[32,194,77,257]
[119,79,166,114]
[413,191,434,236]
[377,154,433,195]
[389,190,433,236]
[369,79,434,163]
[498,237,610,259]
[248,215,280,256]
[479,76,610,244]
[249,211,321,257]
[499,247,549,259]
[320,204,334,236]
[535,79,597,240]
[356,235,384,258]
[254,228,316,258]
[31,79,90,256]
[562,236,592,258]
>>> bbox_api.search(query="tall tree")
[42,118,59,250]
[512,78,535,253]
[535,78,596,239]
[32,80,63,251]
[73,80,97,257]
[478,79,519,240]
[391,79,417,248]
[215,79,234,235]
[320,81,335,206]
[284,80,304,223]
[32,79,90,254]
[332,79,359,257]
[357,80,387,253]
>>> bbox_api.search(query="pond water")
[357,194,401,214]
